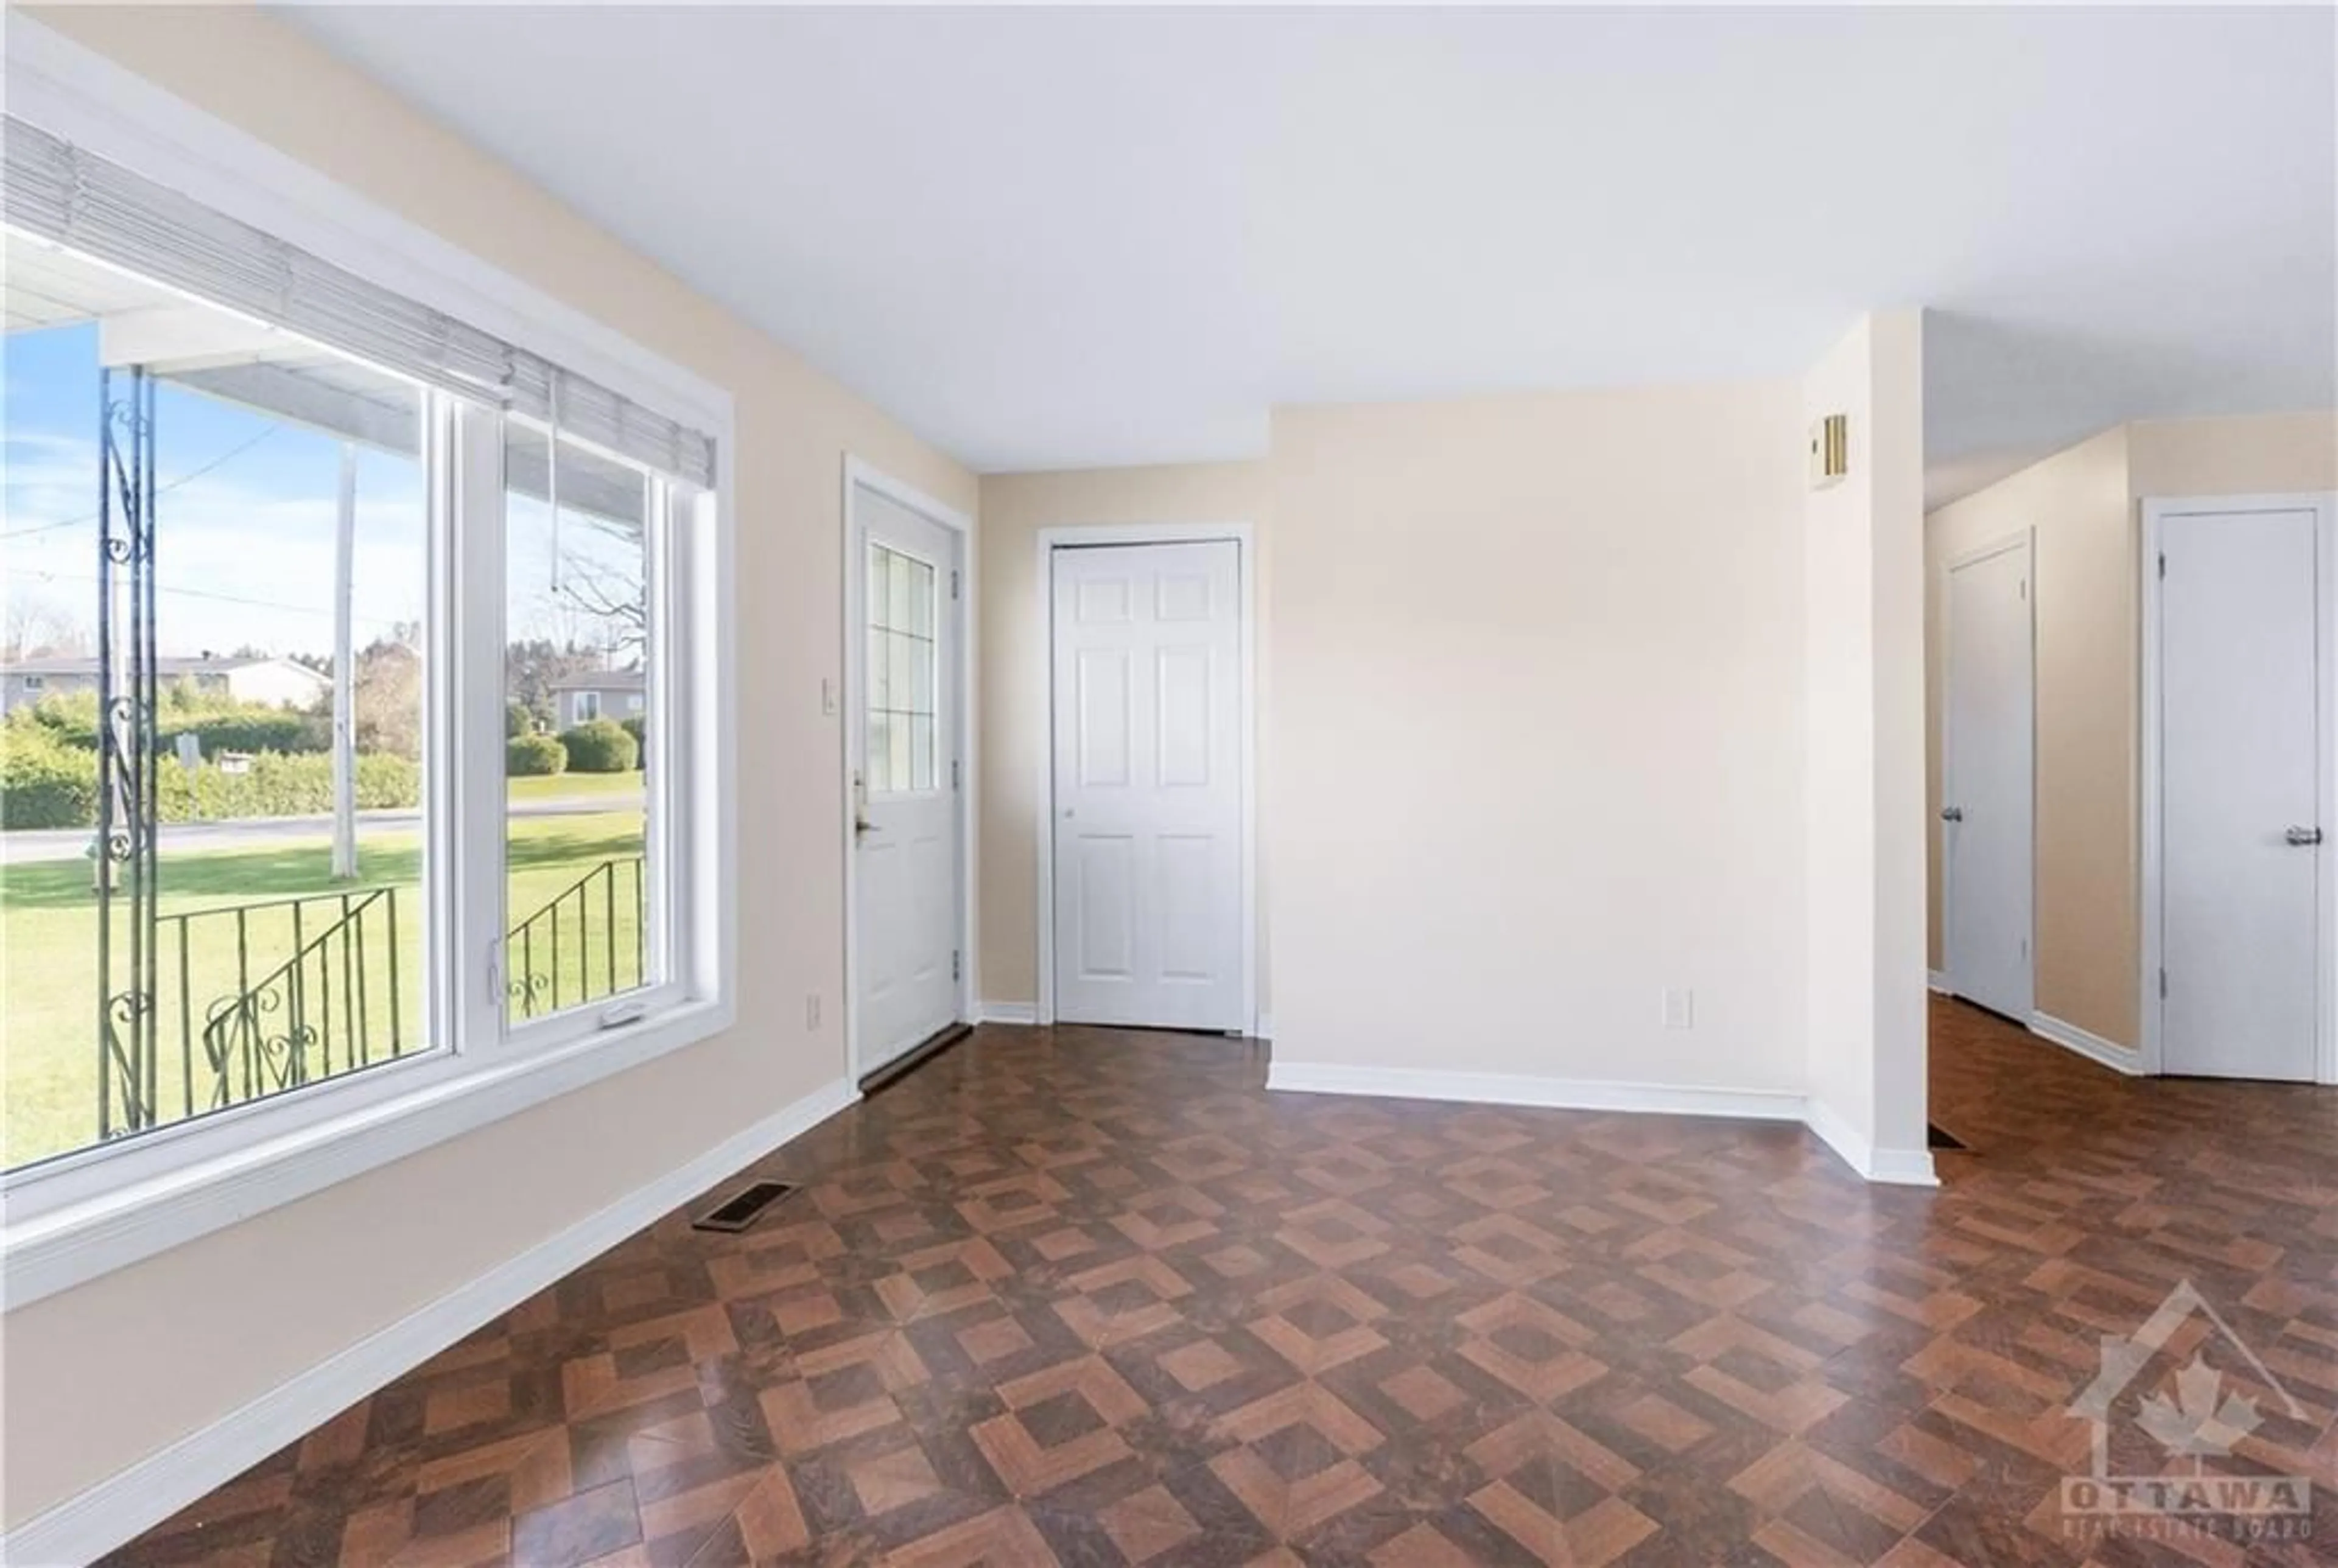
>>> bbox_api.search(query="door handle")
[2286,826,2324,847]
[1940,807,1964,823]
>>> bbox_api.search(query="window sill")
[0,994,735,1311]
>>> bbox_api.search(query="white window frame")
[21,674,45,692]
[0,19,739,1309]
[574,689,602,723]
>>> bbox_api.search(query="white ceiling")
[280,6,2335,506]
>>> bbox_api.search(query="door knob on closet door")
[1940,807,1964,823]
[2286,825,2323,846]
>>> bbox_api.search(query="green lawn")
[2,804,648,1171]
[505,771,645,804]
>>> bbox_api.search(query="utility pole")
[332,442,357,880]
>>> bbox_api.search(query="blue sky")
[4,321,636,663]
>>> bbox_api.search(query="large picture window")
[0,109,729,1233]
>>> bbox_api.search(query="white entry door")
[1051,539,1245,1031]
[852,486,962,1077]
[2158,505,2323,1081]
[1943,536,2035,1019]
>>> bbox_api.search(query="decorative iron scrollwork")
[96,367,160,1142]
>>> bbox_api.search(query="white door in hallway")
[1943,535,2035,1020]
[2157,504,2324,1082]
[1051,539,1245,1031]
[852,486,963,1077]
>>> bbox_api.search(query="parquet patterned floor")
[107,1000,2338,1566]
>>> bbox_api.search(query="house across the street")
[548,668,645,727]
[1,653,328,715]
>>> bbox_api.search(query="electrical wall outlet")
[1662,988,1694,1030]
[821,677,838,717]
[806,993,822,1031]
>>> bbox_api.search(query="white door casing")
[1942,534,2035,1020]
[2152,502,2325,1082]
[847,471,967,1078]
[1049,538,1246,1031]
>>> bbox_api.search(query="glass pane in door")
[865,542,936,794]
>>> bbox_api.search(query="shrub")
[507,700,535,740]
[164,710,331,757]
[559,718,637,774]
[619,715,647,769]
[1,726,99,829]
[155,751,419,822]
[1,742,421,828]
[21,689,103,740]
[507,733,567,777]
[24,695,330,757]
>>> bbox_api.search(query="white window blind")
[2,114,716,487]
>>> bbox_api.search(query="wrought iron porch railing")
[196,887,408,1113]
[505,855,648,1022]
[97,852,644,1141]
[98,888,410,1136]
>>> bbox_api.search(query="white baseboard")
[1802,1096,1940,1187]
[975,1002,1264,1037]
[1928,970,1951,993]
[1265,1060,1805,1124]
[2027,1011,2144,1076]
[1264,1064,1938,1189]
[4,1075,858,1568]
[1866,1146,1942,1185]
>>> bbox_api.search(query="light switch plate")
[1662,989,1694,1030]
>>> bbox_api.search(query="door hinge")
[950,758,960,791]
[2157,551,2167,579]
[2158,967,2168,999]
[950,569,960,600]
[2019,577,2027,600]
[952,950,961,982]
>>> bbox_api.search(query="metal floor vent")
[691,1180,795,1233]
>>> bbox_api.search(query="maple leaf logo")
[2135,1357,2262,1458]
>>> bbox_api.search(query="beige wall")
[1802,313,1929,1162]
[1265,383,1813,1092]
[7,7,975,1527]
[975,463,1272,1012]
[1926,427,2133,1040]
[1924,410,2337,1049]
[2129,410,2338,499]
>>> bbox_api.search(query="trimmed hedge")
[507,701,534,740]
[507,733,567,777]
[0,745,420,829]
[164,710,331,756]
[560,718,637,774]
[619,715,646,770]
[1,728,100,830]
[27,696,330,757]
[158,752,418,822]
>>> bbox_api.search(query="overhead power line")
[1,423,284,542]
